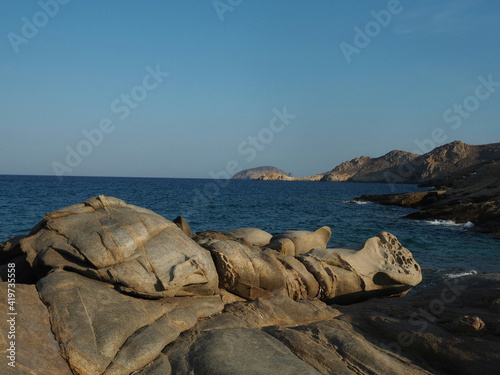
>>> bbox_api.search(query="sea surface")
[1,175,498,289]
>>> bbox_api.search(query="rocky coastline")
[0,196,499,374]
[359,162,500,235]
[236,141,500,185]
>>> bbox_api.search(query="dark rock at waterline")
[359,162,500,235]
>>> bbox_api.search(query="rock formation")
[1,196,497,374]
[321,149,419,182]
[232,166,292,180]
[255,141,500,185]
[360,162,500,234]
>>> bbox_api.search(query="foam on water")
[342,200,371,205]
[444,270,478,279]
[425,219,475,228]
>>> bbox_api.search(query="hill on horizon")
[240,141,500,185]
[232,166,292,180]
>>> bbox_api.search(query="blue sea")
[1,175,498,288]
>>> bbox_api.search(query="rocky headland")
[1,196,499,374]
[359,161,500,235]
[233,141,500,235]
[239,141,500,185]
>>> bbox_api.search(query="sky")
[1,0,499,178]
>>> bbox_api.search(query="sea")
[1,175,498,289]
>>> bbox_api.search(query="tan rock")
[0,283,72,375]
[300,232,422,303]
[225,227,273,246]
[21,195,219,298]
[267,226,332,256]
[173,216,193,237]
[207,240,319,300]
[37,270,223,375]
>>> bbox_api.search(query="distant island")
[232,166,292,180]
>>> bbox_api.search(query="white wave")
[425,219,474,228]
[343,200,371,205]
[444,270,477,279]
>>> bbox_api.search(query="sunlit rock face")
[21,195,219,298]
[0,196,443,375]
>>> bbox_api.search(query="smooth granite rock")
[21,195,219,298]
[0,196,439,375]
[267,226,332,256]
[0,283,72,375]
[37,270,223,375]
[225,227,273,246]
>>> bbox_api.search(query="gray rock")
[168,328,322,375]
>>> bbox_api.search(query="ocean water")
[1,175,498,288]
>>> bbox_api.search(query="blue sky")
[1,0,499,178]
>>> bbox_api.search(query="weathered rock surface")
[0,283,73,375]
[206,239,321,300]
[224,227,273,246]
[336,273,500,375]
[149,274,500,375]
[199,230,420,303]
[299,232,421,303]
[10,196,497,375]
[173,216,192,237]
[267,226,332,255]
[21,195,219,298]
[37,270,223,375]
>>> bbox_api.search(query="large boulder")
[207,239,319,300]
[300,232,422,303]
[206,232,421,304]
[267,226,332,256]
[20,195,219,298]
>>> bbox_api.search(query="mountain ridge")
[244,141,500,186]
